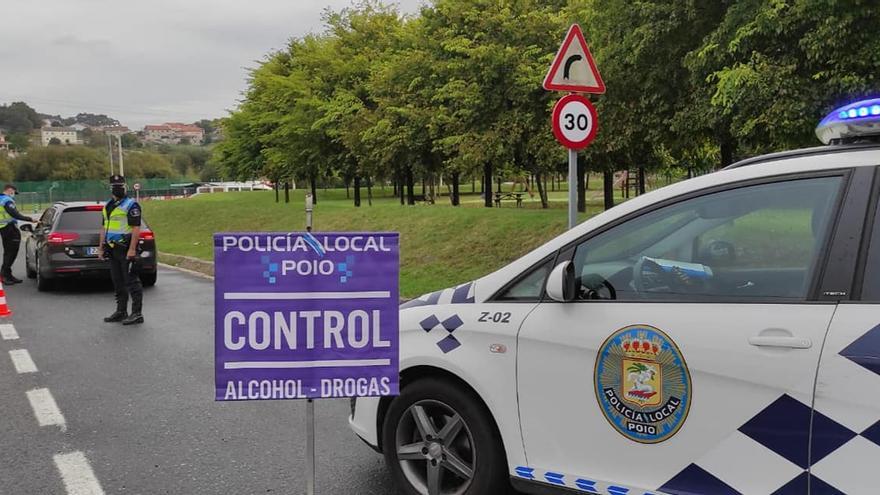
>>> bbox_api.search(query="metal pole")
[304,192,316,495]
[116,134,124,177]
[108,135,114,175]
[568,148,577,229]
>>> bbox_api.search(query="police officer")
[0,184,36,284]
[101,175,145,325]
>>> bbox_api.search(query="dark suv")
[22,201,158,291]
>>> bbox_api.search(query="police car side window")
[571,176,843,302]
[496,259,554,301]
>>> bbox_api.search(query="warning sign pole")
[305,193,316,495]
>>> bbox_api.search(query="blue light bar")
[816,98,880,144]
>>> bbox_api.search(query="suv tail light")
[140,230,155,241]
[48,232,80,245]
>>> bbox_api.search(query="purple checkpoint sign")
[214,232,399,401]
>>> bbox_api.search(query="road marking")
[9,349,38,373]
[26,388,67,431]
[224,291,391,300]
[54,451,105,495]
[0,323,19,340]
[224,358,391,369]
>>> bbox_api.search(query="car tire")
[25,257,37,279]
[382,377,509,495]
[35,256,53,292]
[140,272,157,287]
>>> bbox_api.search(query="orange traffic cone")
[0,279,12,317]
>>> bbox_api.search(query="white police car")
[350,100,880,495]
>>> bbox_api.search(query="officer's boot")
[103,310,127,323]
[122,313,144,325]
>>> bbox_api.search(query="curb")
[158,252,214,280]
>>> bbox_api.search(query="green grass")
[144,182,631,298]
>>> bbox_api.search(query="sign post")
[304,193,316,495]
[543,24,605,230]
[133,182,141,203]
[214,198,399,495]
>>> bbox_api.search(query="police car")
[350,99,880,495]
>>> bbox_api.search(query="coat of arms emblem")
[595,325,692,443]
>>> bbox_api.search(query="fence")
[14,179,194,211]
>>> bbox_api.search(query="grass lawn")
[144,180,637,298]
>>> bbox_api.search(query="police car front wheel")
[382,377,508,495]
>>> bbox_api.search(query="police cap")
[109,174,126,186]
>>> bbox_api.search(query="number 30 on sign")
[552,94,598,150]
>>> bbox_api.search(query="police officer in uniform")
[101,175,145,325]
[0,184,36,284]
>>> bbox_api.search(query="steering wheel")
[579,274,617,300]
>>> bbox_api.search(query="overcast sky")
[0,0,423,129]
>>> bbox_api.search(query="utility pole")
[116,134,125,176]
[107,134,115,175]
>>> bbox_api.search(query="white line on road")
[224,358,392,369]
[26,388,67,431]
[54,451,105,495]
[224,291,391,300]
[9,349,38,373]
[0,323,19,340]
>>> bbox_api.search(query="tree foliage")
[216,0,880,208]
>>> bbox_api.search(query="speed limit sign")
[552,94,598,150]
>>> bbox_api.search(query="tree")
[0,101,42,134]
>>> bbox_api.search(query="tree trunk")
[406,167,415,205]
[274,180,279,203]
[472,177,475,193]
[536,171,548,209]
[638,166,646,195]
[577,155,586,213]
[353,175,361,207]
[345,179,350,199]
[451,171,460,206]
[719,137,735,169]
[483,162,492,208]
[398,171,405,205]
[284,181,290,203]
[603,170,615,211]
[366,176,373,206]
[310,174,317,204]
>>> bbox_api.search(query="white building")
[143,123,205,145]
[41,127,81,146]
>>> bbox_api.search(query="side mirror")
[19,224,33,233]
[546,261,577,302]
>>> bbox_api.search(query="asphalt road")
[0,256,397,495]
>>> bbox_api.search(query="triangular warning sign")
[543,24,605,94]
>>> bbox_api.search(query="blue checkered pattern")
[401,282,475,308]
[420,314,464,353]
[260,255,278,284]
[659,323,880,495]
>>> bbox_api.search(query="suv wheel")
[382,377,508,495]
[36,256,53,292]
[25,256,37,279]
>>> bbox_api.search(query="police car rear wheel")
[383,377,508,495]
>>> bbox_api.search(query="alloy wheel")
[395,399,475,495]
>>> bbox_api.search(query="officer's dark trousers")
[0,224,21,277]
[109,244,143,314]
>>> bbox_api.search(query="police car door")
[515,172,856,494]
[808,166,880,495]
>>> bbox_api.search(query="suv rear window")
[56,209,103,231]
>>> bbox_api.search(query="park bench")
[493,192,525,208]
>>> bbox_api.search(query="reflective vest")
[0,195,15,226]
[103,197,135,243]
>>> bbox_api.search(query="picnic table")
[494,192,526,208]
